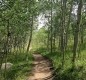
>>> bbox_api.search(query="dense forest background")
[0,0,86,80]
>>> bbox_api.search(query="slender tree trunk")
[47,26,50,51]
[80,24,84,45]
[72,0,82,67]
[53,32,56,52]
[65,0,73,50]
[26,16,33,53]
[0,52,4,70]
[60,0,66,66]
[50,0,53,54]
[4,19,10,80]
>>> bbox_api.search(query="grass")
[1,51,33,80]
[37,47,86,80]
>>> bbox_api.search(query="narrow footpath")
[28,53,53,80]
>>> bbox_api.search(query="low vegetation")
[0,0,86,80]
[0,52,33,80]
[36,48,86,80]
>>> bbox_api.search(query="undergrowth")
[1,51,33,80]
[37,47,86,80]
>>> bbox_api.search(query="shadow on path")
[28,53,53,80]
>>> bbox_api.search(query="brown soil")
[28,54,53,80]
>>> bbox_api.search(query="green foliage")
[1,52,33,80]
[31,27,48,49]
[0,0,86,80]
[39,49,86,80]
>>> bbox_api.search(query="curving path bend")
[28,53,53,80]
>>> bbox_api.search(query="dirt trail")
[28,54,53,80]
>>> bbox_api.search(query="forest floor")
[28,53,53,80]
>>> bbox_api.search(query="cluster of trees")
[0,0,39,78]
[32,0,86,68]
[51,0,85,67]
[0,0,86,79]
